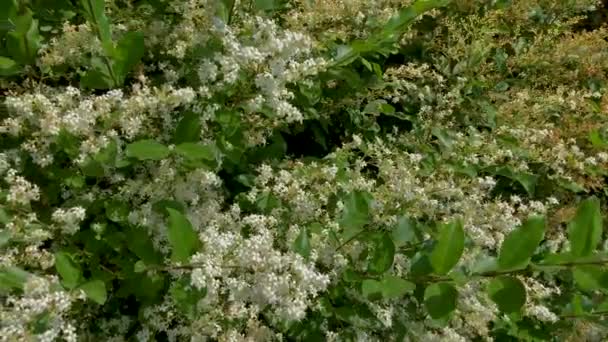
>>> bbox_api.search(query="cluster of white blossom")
[0,276,84,342]
[4,169,40,206]
[188,212,330,324]
[51,207,87,235]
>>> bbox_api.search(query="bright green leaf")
[166,208,199,263]
[424,282,458,319]
[293,226,311,259]
[573,265,608,291]
[368,233,395,274]
[254,0,280,11]
[430,220,465,275]
[0,230,10,247]
[0,56,20,76]
[105,200,129,223]
[568,197,602,257]
[361,279,383,300]
[134,261,147,273]
[339,190,372,238]
[80,0,114,55]
[6,13,42,64]
[174,112,202,144]
[0,207,10,225]
[54,252,82,289]
[113,31,145,84]
[498,216,545,270]
[392,216,417,247]
[79,280,107,305]
[380,275,415,299]
[0,266,31,291]
[487,276,526,313]
[125,140,170,161]
[175,143,215,161]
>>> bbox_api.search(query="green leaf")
[81,159,105,177]
[339,190,372,238]
[498,216,545,270]
[0,207,10,225]
[491,166,539,196]
[424,282,458,319]
[293,226,311,259]
[113,31,145,84]
[80,0,114,55]
[54,252,82,289]
[174,112,202,144]
[368,233,395,274]
[134,260,147,273]
[383,0,450,36]
[125,227,163,264]
[361,279,383,300]
[254,0,280,11]
[380,275,415,299]
[430,220,465,275]
[81,67,114,89]
[174,143,215,161]
[216,0,235,23]
[125,140,170,161]
[6,12,42,65]
[572,266,608,291]
[487,276,526,313]
[104,200,129,223]
[392,216,417,247]
[0,56,20,76]
[166,208,199,262]
[0,230,10,247]
[568,197,603,257]
[0,266,31,291]
[78,280,107,305]
[170,277,206,318]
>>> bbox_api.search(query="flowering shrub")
[2,0,608,340]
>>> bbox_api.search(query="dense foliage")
[2,0,608,340]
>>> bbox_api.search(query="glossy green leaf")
[134,261,147,273]
[383,0,450,35]
[339,190,372,238]
[392,216,417,247]
[498,216,545,270]
[380,275,415,299]
[487,276,526,313]
[0,230,10,247]
[0,266,31,291]
[568,197,602,257]
[175,143,215,161]
[166,208,199,262]
[113,31,145,83]
[254,0,280,11]
[430,220,464,275]
[424,282,458,319]
[174,112,202,144]
[125,140,170,160]
[81,66,114,89]
[55,252,82,289]
[361,279,383,300]
[572,265,608,291]
[6,13,42,64]
[105,200,129,223]
[0,56,20,76]
[79,280,107,305]
[368,233,395,274]
[80,0,114,55]
[293,226,311,259]
[0,207,10,225]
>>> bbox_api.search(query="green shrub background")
[2,0,608,340]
